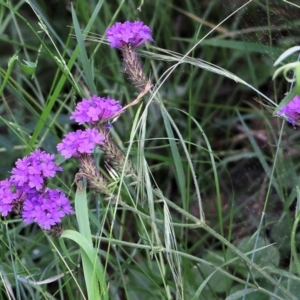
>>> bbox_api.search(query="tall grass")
[1,0,300,299]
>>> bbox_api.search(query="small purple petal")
[106,21,154,48]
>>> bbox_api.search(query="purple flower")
[106,21,154,48]
[21,188,73,230]
[278,95,300,126]
[11,149,62,191]
[70,95,122,125]
[0,179,19,216]
[57,128,105,159]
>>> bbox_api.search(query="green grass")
[1,0,300,299]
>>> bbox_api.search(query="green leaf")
[0,52,19,98]
[74,177,92,244]
[7,53,37,75]
[61,230,108,300]
[274,46,300,66]
[227,285,269,300]
[275,278,300,299]
[226,288,262,300]
[160,108,186,205]
[235,236,280,279]
[71,6,97,94]
[197,251,233,294]
[19,59,37,75]
[200,39,284,58]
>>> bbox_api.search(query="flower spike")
[106,21,153,92]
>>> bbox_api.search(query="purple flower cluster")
[57,128,105,159]
[278,95,300,126]
[22,189,73,230]
[11,149,62,191]
[0,149,73,230]
[70,95,122,125]
[106,21,154,48]
[59,95,123,159]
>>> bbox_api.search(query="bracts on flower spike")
[77,154,115,200]
[97,125,136,178]
[121,44,151,92]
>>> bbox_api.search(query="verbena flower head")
[11,149,62,191]
[278,95,300,126]
[57,128,105,159]
[21,188,73,230]
[106,21,154,48]
[0,179,19,216]
[70,95,122,125]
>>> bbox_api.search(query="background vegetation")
[1,0,300,299]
